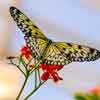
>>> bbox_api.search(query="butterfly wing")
[55,42,100,62]
[10,7,47,39]
[24,36,48,58]
[42,43,72,66]
[10,7,100,66]
[10,6,48,58]
[42,42,100,66]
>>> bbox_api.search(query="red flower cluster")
[21,46,31,59]
[40,64,63,82]
[20,46,64,82]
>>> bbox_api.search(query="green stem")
[37,69,41,84]
[20,57,27,69]
[26,57,33,66]
[10,59,26,77]
[15,64,26,77]
[16,74,29,100]
[34,69,37,88]
[29,62,40,75]
[24,81,46,100]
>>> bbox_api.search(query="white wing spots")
[10,7,100,66]
[43,45,71,66]
[24,35,48,59]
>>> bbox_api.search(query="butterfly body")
[10,6,100,66]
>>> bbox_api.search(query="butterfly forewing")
[10,7,47,39]
[10,6,48,59]
[54,42,100,62]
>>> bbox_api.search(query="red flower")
[41,71,49,81]
[90,86,100,94]
[40,64,63,82]
[21,46,31,59]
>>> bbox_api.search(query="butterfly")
[9,6,100,66]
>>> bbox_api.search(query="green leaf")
[75,95,87,100]
[88,94,100,100]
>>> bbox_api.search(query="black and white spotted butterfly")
[10,6,100,66]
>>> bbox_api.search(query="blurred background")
[0,0,100,100]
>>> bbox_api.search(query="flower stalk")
[7,46,63,100]
[24,81,47,100]
[16,73,29,100]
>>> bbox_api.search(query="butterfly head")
[48,39,53,44]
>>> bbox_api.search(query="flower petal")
[41,72,49,81]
